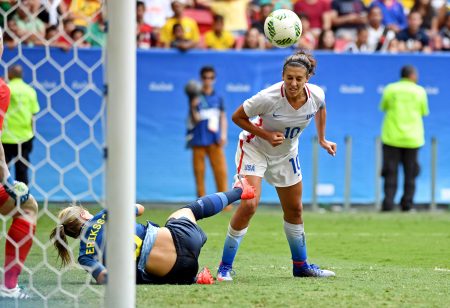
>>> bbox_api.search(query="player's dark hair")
[50,205,86,267]
[401,65,416,78]
[200,65,215,77]
[283,50,316,76]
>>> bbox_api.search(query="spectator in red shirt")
[296,14,317,50]
[294,0,332,35]
[251,1,274,34]
[58,17,76,46]
[137,1,153,48]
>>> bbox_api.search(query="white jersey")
[240,81,325,157]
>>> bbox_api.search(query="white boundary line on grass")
[434,267,450,272]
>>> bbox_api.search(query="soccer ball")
[264,9,302,48]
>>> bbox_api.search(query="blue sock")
[221,225,248,266]
[284,221,307,268]
[184,188,242,220]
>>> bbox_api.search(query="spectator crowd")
[1,0,449,52]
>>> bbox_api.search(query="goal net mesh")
[1,1,106,306]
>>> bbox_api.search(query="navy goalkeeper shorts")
[136,217,207,285]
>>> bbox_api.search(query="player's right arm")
[232,105,284,147]
[233,89,285,147]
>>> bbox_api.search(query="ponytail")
[49,205,86,267]
[50,224,72,267]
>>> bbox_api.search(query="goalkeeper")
[50,176,255,285]
[0,30,39,300]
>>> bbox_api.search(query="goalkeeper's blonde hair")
[49,205,86,267]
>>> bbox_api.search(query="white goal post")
[0,0,136,306]
[105,0,136,307]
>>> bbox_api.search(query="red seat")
[184,8,213,34]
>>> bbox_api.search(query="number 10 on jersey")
[289,154,301,175]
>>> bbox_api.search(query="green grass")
[1,206,450,307]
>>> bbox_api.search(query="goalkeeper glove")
[4,176,30,205]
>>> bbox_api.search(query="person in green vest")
[1,65,40,185]
[380,65,429,212]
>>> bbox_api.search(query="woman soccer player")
[0,29,39,299]
[50,177,254,285]
[217,51,337,281]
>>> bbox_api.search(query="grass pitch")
[1,205,450,307]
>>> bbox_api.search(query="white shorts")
[235,140,302,187]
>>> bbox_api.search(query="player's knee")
[284,202,303,220]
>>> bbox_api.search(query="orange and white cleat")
[196,267,214,284]
[233,174,255,200]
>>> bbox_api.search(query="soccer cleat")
[233,174,255,200]
[0,285,31,299]
[196,267,214,284]
[217,263,234,281]
[293,263,335,278]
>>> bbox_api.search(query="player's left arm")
[79,254,108,284]
[315,106,337,156]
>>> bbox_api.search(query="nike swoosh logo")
[273,113,282,117]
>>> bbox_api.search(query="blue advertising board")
[3,48,449,204]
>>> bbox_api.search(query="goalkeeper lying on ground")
[50,175,254,285]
